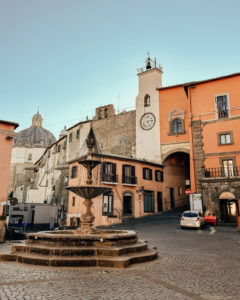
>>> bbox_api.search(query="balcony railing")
[102,173,118,183]
[218,109,228,118]
[205,167,240,178]
[122,176,137,185]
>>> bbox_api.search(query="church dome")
[59,125,67,139]
[14,111,56,148]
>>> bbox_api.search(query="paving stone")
[0,214,239,299]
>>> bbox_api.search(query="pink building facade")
[0,120,18,214]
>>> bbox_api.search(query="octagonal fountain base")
[0,230,158,268]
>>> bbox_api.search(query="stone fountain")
[0,128,158,268]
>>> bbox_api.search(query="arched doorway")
[163,151,190,210]
[219,192,237,223]
[123,191,134,216]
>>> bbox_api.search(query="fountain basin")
[66,186,111,199]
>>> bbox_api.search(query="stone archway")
[219,191,237,223]
[162,148,190,164]
[163,151,190,210]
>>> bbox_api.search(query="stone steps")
[11,241,148,257]
[13,248,158,268]
[0,229,158,268]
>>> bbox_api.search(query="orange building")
[158,73,240,226]
[67,152,164,227]
[0,120,19,214]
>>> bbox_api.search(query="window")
[28,153,32,161]
[122,165,137,184]
[57,144,61,152]
[104,108,108,118]
[102,191,113,215]
[143,168,152,180]
[172,119,182,134]
[222,159,234,177]
[218,132,233,145]
[71,166,78,178]
[144,190,155,212]
[63,140,67,149]
[155,170,163,182]
[98,109,102,120]
[102,162,117,182]
[144,94,150,107]
[168,108,185,135]
[216,95,228,118]
[69,133,73,143]
[72,197,75,206]
[76,129,80,139]
[178,186,182,195]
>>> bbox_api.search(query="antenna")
[117,93,120,114]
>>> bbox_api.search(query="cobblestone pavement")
[0,213,240,300]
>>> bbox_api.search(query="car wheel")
[181,226,185,229]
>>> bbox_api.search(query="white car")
[180,211,205,229]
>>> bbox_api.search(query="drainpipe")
[187,85,197,193]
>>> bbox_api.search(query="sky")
[1,0,240,137]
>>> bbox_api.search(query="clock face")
[140,113,156,130]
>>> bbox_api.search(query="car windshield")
[183,212,198,218]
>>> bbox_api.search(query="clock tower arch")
[136,55,163,163]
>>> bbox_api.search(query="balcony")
[101,173,118,183]
[122,176,137,185]
[205,167,240,178]
[218,109,228,118]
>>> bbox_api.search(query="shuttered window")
[102,191,114,215]
[155,170,164,182]
[143,168,152,180]
[102,162,117,182]
[122,165,136,184]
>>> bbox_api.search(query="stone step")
[14,248,158,268]
[11,241,148,257]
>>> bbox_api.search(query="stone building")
[9,112,56,202]
[26,133,69,221]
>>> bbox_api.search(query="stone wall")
[200,177,240,220]
[192,120,205,193]
[92,110,136,158]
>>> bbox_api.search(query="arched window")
[71,166,78,178]
[172,119,182,134]
[98,109,102,120]
[104,108,108,118]
[144,94,150,107]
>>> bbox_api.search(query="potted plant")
[0,215,6,221]
[0,214,6,243]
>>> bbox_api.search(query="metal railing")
[218,109,228,118]
[205,167,240,178]
[101,173,118,183]
[122,176,137,185]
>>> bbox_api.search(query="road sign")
[185,189,191,195]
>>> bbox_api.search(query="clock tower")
[136,54,163,163]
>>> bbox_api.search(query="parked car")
[180,211,205,229]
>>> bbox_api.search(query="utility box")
[190,194,203,214]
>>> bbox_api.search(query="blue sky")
[1,0,240,137]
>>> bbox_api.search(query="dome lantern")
[32,110,43,128]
